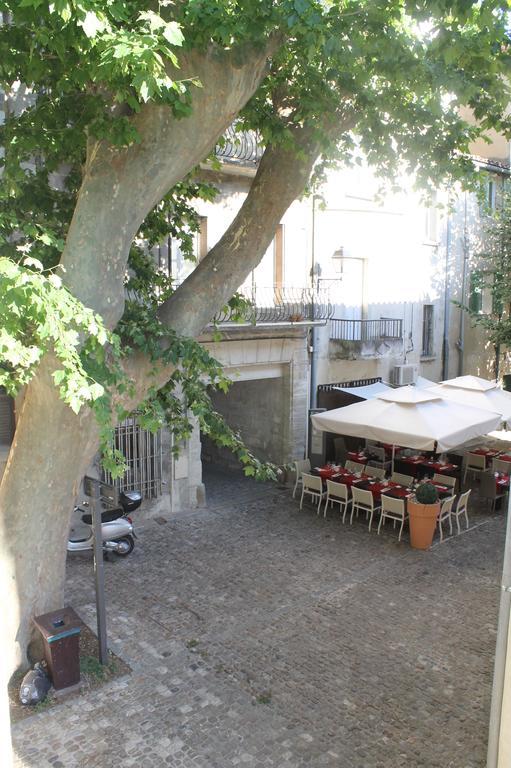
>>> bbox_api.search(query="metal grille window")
[422,304,434,357]
[0,388,14,445]
[101,414,163,499]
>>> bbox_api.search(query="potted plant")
[408,482,440,550]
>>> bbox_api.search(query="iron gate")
[101,414,163,499]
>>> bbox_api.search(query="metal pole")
[442,207,451,380]
[487,490,511,767]
[91,482,108,665]
[458,193,469,376]
[310,196,319,409]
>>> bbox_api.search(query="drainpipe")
[441,205,451,380]
[458,193,469,376]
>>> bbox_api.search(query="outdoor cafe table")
[315,466,453,502]
[346,451,368,464]
[315,466,369,488]
[399,454,458,477]
[470,447,502,467]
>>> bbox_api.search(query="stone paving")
[12,468,507,768]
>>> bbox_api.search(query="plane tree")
[0,1,510,739]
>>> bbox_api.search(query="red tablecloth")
[358,480,412,501]
[347,452,368,463]
[421,460,458,473]
[496,474,510,490]
[431,481,454,496]
[471,448,500,457]
[315,465,342,479]
[315,467,370,487]
[400,455,427,465]
[498,455,511,463]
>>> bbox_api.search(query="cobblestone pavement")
[12,468,506,768]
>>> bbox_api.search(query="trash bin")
[32,606,82,690]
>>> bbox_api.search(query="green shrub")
[415,482,439,504]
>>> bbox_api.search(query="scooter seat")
[81,506,124,525]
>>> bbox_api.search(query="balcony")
[330,317,403,342]
[211,286,333,327]
[329,317,403,359]
[215,126,263,167]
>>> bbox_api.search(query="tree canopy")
[2,1,511,694]
[1,0,511,473]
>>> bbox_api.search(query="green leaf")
[79,11,106,39]
[162,22,184,47]
[22,257,44,271]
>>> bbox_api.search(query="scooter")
[68,489,142,557]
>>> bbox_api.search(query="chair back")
[465,452,486,471]
[479,471,498,500]
[326,479,348,501]
[351,486,373,508]
[366,465,386,479]
[302,473,322,492]
[390,472,414,486]
[439,495,456,516]
[432,473,456,489]
[294,458,311,479]
[456,488,472,512]
[369,446,386,462]
[345,460,366,473]
[381,495,405,515]
[493,458,511,474]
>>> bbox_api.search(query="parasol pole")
[391,444,395,475]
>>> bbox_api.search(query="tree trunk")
[0,43,272,703]
[158,129,322,335]
[119,129,326,402]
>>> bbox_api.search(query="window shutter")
[0,389,14,444]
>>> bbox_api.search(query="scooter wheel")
[114,535,135,556]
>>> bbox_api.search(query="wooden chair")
[292,458,311,498]
[437,495,456,542]
[378,495,407,541]
[365,465,386,480]
[300,473,326,514]
[350,486,380,531]
[492,458,511,475]
[345,460,366,473]
[480,471,507,513]
[432,473,457,492]
[323,480,351,521]
[463,453,486,484]
[390,472,414,486]
[452,489,471,534]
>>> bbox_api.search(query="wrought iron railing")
[317,377,383,392]
[330,317,403,342]
[215,125,263,165]
[212,286,333,325]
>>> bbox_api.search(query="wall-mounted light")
[332,246,344,274]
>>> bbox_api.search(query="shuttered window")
[0,388,15,445]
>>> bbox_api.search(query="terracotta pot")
[408,499,440,550]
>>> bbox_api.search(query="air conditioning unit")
[392,364,418,386]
